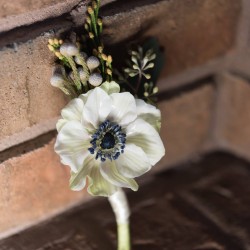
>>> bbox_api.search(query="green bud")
[153,87,159,94]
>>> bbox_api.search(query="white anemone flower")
[55,86,165,197]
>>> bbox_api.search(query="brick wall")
[0,0,250,239]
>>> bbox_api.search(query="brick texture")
[0,0,67,18]
[0,140,88,237]
[102,0,242,76]
[0,36,67,139]
[205,73,250,160]
[216,74,250,148]
[157,83,215,170]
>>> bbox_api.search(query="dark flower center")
[88,120,126,162]
[100,133,116,149]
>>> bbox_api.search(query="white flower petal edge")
[109,92,137,126]
[70,155,94,191]
[101,161,139,190]
[55,86,165,197]
[57,99,84,131]
[88,165,118,197]
[70,155,118,197]
[135,99,161,131]
[62,98,84,122]
[126,119,165,166]
[115,144,151,178]
[83,88,112,129]
[56,119,67,132]
[55,120,90,173]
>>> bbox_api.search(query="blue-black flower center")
[100,132,116,149]
[88,120,126,162]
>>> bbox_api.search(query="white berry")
[87,56,100,70]
[89,73,103,86]
[60,43,79,57]
[50,74,64,88]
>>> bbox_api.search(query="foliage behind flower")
[55,85,165,197]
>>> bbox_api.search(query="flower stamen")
[88,120,126,162]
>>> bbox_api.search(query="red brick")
[0,36,67,140]
[102,0,242,76]
[206,73,250,160]
[156,83,215,171]
[0,139,89,237]
[0,0,77,19]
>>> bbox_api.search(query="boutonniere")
[48,1,165,249]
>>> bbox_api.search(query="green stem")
[77,54,89,76]
[96,0,100,18]
[90,13,98,38]
[118,223,131,250]
[67,56,82,91]
[62,77,78,97]
[135,71,142,94]
[76,53,90,92]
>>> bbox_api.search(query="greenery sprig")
[47,0,163,106]
[116,39,163,105]
[47,0,113,98]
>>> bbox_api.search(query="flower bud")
[75,52,88,65]
[60,43,79,57]
[55,51,63,60]
[53,38,59,45]
[88,6,94,15]
[89,73,103,87]
[87,56,100,70]
[48,39,54,45]
[153,86,159,94]
[107,55,113,64]
[101,54,108,61]
[107,69,112,76]
[147,63,155,68]
[92,1,97,9]
[50,74,64,88]
[48,44,54,52]
[97,18,102,26]
[89,32,94,39]
[78,68,88,82]
[86,16,91,24]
